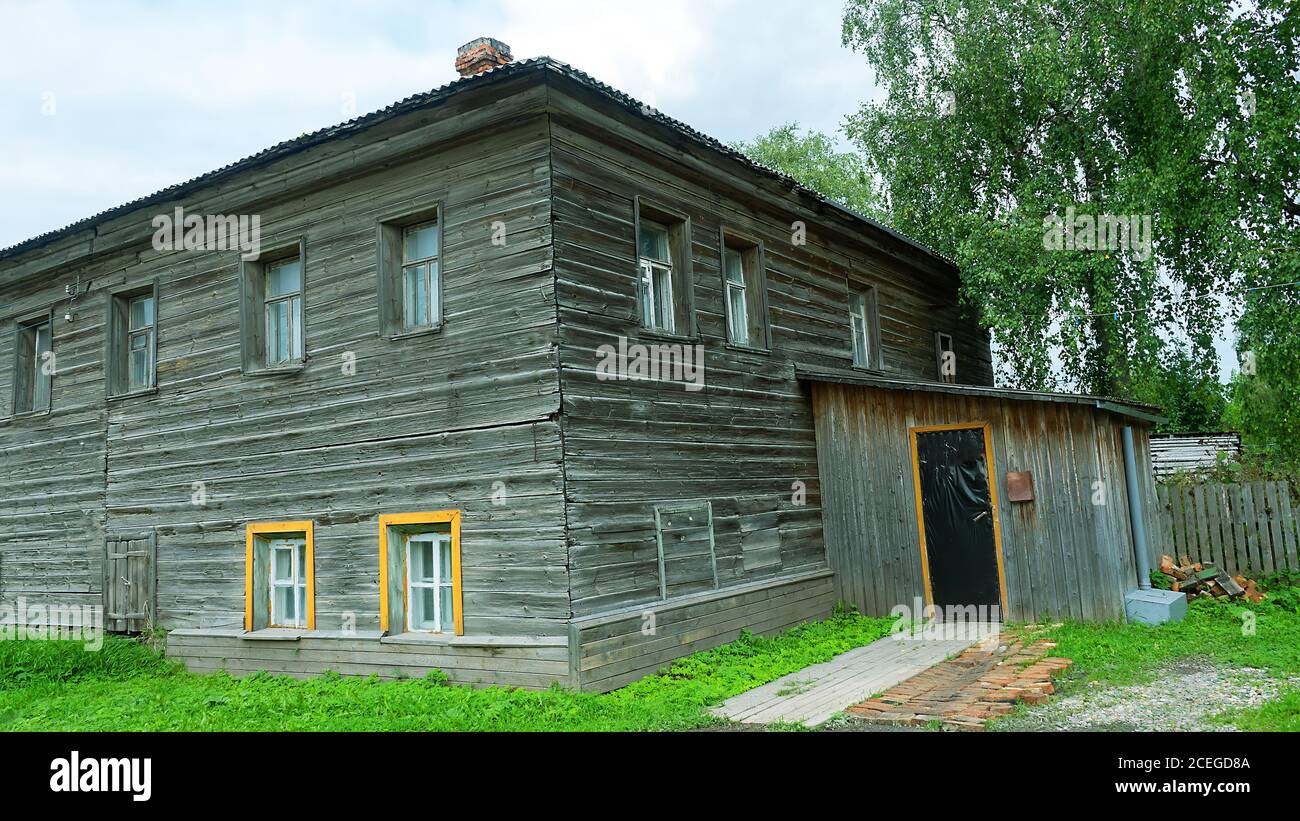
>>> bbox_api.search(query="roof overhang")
[796,366,1168,425]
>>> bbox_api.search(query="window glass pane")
[723,249,744,284]
[273,546,293,581]
[403,265,428,328]
[727,285,748,345]
[289,296,303,360]
[296,541,306,579]
[266,258,302,298]
[439,538,452,580]
[418,588,437,630]
[295,586,306,626]
[266,301,290,364]
[403,222,438,262]
[852,315,868,366]
[129,333,151,389]
[415,540,436,583]
[275,586,296,624]
[439,583,453,631]
[638,221,670,263]
[129,296,154,330]
[653,267,674,332]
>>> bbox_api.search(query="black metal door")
[915,427,1001,613]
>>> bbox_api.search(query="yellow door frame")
[908,422,1009,615]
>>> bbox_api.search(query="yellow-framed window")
[245,520,315,631]
[378,511,463,636]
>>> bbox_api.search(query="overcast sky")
[0,0,1235,380]
[0,0,876,248]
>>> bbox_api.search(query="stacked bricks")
[846,629,1072,731]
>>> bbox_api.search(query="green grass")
[999,574,1300,730]
[0,610,893,731]
[1212,689,1300,731]
[1024,579,1300,690]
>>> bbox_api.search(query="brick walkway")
[845,629,1072,731]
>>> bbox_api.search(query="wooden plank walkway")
[711,627,991,727]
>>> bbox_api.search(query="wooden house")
[0,39,1168,691]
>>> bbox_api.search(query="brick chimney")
[455,37,513,77]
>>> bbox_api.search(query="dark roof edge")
[796,366,1167,425]
[2,57,954,273]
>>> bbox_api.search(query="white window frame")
[126,294,155,391]
[268,537,307,628]
[405,532,453,633]
[850,293,870,368]
[263,257,303,366]
[723,247,749,346]
[401,220,440,331]
[637,217,675,334]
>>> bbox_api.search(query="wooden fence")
[1155,481,1300,576]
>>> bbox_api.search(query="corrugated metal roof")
[796,366,1168,424]
[0,57,953,269]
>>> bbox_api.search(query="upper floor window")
[377,205,442,338]
[13,313,53,414]
[720,232,770,349]
[239,241,306,373]
[401,221,440,331]
[849,285,882,370]
[264,256,304,366]
[108,284,157,396]
[634,197,693,336]
[935,331,956,383]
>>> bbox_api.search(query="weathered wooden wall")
[1,74,568,644]
[811,382,1164,622]
[547,75,993,629]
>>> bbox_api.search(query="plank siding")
[811,382,1148,622]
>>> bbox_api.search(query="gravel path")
[992,657,1299,732]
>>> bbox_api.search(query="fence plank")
[1155,480,1298,577]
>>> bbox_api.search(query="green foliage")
[0,612,894,731]
[731,123,881,218]
[819,0,1299,406]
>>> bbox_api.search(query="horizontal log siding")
[166,632,570,690]
[0,80,568,640]
[569,571,836,692]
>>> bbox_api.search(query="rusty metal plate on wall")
[1006,470,1035,502]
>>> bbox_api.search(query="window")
[634,198,693,336]
[849,285,882,370]
[720,232,770,349]
[239,241,306,373]
[377,206,442,338]
[107,284,157,396]
[935,331,956,383]
[13,312,53,414]
[378,511,463,635]
[653,501,718,600]
[264,257,303,365]
[244,521,314,631]
[405,532,453,632]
